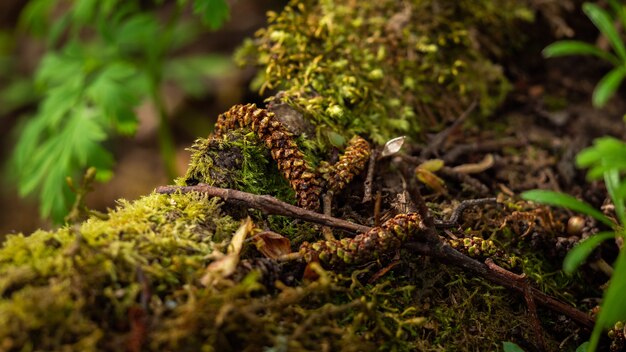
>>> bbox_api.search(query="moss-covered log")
[0,1,593,351]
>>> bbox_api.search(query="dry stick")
[157,184,594,331]
[374,191,382,227]
[435,197,498,228]
[486,259,546,351]
[322,192,336,241]
[420,99,478,159]
[400,166,594,336]
[442,137,525,164]
[362,149,379,203]
[156,184,372,234]
[400,154,489,197]
[406,242,594,331]
[438,165,490,196]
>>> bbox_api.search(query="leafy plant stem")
[149,5,182,181]
[150,78,177,180]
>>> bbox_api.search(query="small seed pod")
[299,213,425,267]
[567,216,585,236]
[318,135,371,193]
[213,104,322,211]
[609,320,626,352]
[449,236,514,268]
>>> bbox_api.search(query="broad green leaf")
[592,66,626,107]
[193,0,230,30]
[576,342,589,352]
[502,341,525,352]
[543,41,620,66]
[563,231,615,274]
[588,249,626,351]
[607,0,626,35]
[584,3,626,62]
[576,137,626,179]
[521,190,615,227]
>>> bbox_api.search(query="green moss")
[0,1,589,351]
[180,132,296,204]
[236,0,532,145]
[0,193,238,350]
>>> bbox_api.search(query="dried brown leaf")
[253,231,292,259]
[201,217,254,286]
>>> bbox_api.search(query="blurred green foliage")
[1,0,232,222]
[543,0,626,107]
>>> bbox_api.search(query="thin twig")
[486,259,546,351]
[421,99,477,159]
[374,191,382,227]
[434,198,498,228]
[442,137,525,164]
[438,165,490,196]
[406,242,594,331]
[156,184,372,234]
[363,149,379,203]
[322,192,336,241]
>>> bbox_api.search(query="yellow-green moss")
[0,193,238,351]
[237,0,532,145]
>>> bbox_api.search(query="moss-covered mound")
[0,1,592,351]
[237,0,532,145]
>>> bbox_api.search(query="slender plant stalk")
[150,80,177,180]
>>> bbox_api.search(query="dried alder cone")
[213,103,372,211]
[318,136,371,193]
[299,213,426,266]
[214,103,323,210]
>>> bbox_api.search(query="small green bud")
[326,104,344,118]
[368,68,384,80]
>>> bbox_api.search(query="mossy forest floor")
[1,1,626,351]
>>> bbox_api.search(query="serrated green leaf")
[35,50,85,88]
[19,0,55,36]
[543,41,620,66]
[588,249,626,351]
[521,190,615,227]
[85,62,145,133]
[113,14,162,58]
[12,106,114,221]
[584,2,626,62]
[193,0,230,30]
[592,66,626,107]
[563,231,615,274]
[502,341,525,352]
[40,82,83,127]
